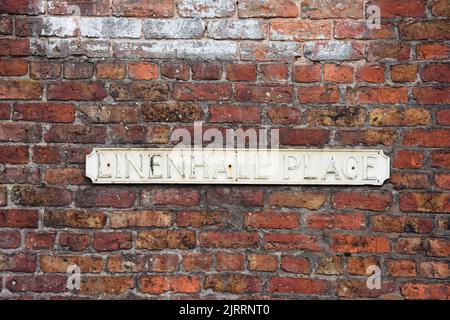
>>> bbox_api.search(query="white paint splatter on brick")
[143,19,204,39]
[177,0,235,18]
[240,42,301,61]
[208,20,266,40]
[80,18,141,38]
[304,41,355,61]
[48,39,111,58]
[114,40,237,59]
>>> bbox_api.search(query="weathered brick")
[346,87,409,105]
[264,233,320,251]
[216,252,244,271]
[298,86,339,104]
[305,107,366,126]
[372,215,433,234]
[141,187,200,207]
[307,213,366,230]
[6,275,67,293]
[174,83,232,101]
[269,191,326,209]
[107,254,146,273]
[238,0,298,18]
[191,62,222,80]
[370,108,431,126]
[267,107,301,125]
[136,230,196,250]
[304,41,364,61]
[144,19,203,39]
[209,20,266,40]
[209,105,260,123]
[400,21,450,40]
[0,59,28,76]
[96,62,126,79]
[48,0,111,16]
[80,18,141,38]
[248,254,277,272]
[81,276,134,295]
[13,103,75,123]
[332,192,392,211]
[0,123,41,142]
[128,62,158,80]
[0,39,30,56]
[403,129,450,147]
[178,0,235,18]
[205,274,262,294]
[437,109,450,125]
[369,0,427,17]
[0,231,21,249]
[25,232,56,250]
[336,129,396,146]
[111,210,172,228]
[292,64,322,83]
[0,146,29,164]
[416,43,449,60]
[419,261,450,279]
[148,254,179,272]
[59,233,90,252]
[44,210,106,229]
[421,64,450,83]
[390,172,430,189]
[356,64,385,83]
[75,188,136,208]
[0,209,38,228]
[401,283,449,300]
[391,64,418,82]
[260,64,289,82]
[240,42,301,61]
[44,168,86,185]
[400,193,450,213]
[244,211,299,229]
[80,104,140,123]
[12,186,72,207]
[182,252,212,271]
[330,234,391,253]
[0,253,36,273]
[336,279,396,298]
[40,255,102,273]
[301,0,364,19]
[226,64,257,81]
[281,256,311,274]
[32,146,61,164]
[143,102,202,122]
[348,256,380,275]
[113,0,174,17]
[200,232,258,248]
[269,277,329,295]
[367,42,411,61]
[413,87,450,105]
[279,128,330,145]
[207,187,263,207]
[0,80,43,100]
[48,82,106,101]
[94,232,132,251]
[45,125,106,143]
[30,61,61,79]
[270,20,331,41]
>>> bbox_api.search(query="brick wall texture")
[0,0,449,300]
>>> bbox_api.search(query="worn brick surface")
[0,0,448,300]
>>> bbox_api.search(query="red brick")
[59,233,90,252]
[336,129,396,146]
[44,168,86,185]
[316,256,344,275]
[0,146,29,164]
[393,150,424,169]
[307,213,366,230]
[336,279,396,298]
[420,261,450,279]
[107,254,146,273]
[75,188,136,208]
[390,172,430,189]
[332,192,392,211]
[372,215,433,234]
[367,42,411,61]
[330,234,391,253]
[401,283,449,300]
[435,173,450,190]
[176,211,229,228]
[110,210,172,228]
[128,62,158,80]
[0,80,42,100]
[260,64,288,82]
[268,277,329,295]
[141,187,199,206]
[226,64,257,81]
[216,252,244,271]
[80,104,140,123]
[93,232,132,251]
[44,125,106,143]
[301,0,363,18]
[40,254,102,273]
[81,276,134,295]
[0,231,21,249]
[0,103,10,119]
[136,230,196,250]
[6,275,67,293]
[30,61,61,79]
[0,16,13,35]
[269,191,326,209]
[413,87,450,104]
[64,61,94,79]
[209,105,260,123]
[267,106,301,125]
[12,186,72,207]
[248,254,277,272]
[111,82,170,101]
[371,0,427,17]
[200,232,258,249]
[428,238,450,257]
[264,233,320,251]
[238,0,298,18]
[279,128,330,146]
[400,192,450,213]
[0,123,41,142]
[25,232,56,250]
[0,167,40,184]
[96,62,126,79]
[334,20,366,39]
[161,62,189,80]
[292,64,321,83]
[391,64,418,82]
[346,87,409,105]
[270,20,332,41]
[356,64,385,83]
[437,109,450,125]
[298,85,339,104]
[182,253,212,271]
[348,256,380,275]
[0,253,36,272]
[236,84,293,103]
[0,209,38,228]
[13,103,75,123]
[281,256,311,274]
[0,59,28,76]
[421,64,450,82]
[403,129,450,147]
[244,211,299,229]
[174,83,232,101]
[387,259,417,277]
[205,274,262,294]
[0,39,30,56]
[43,210,106,229]
[113,0,174,17]
[400,21,450,40]
[48,82,107,101]
[32,146,60,164]
[191,62,222,80]
[324,64,353,83]
[207,187,263,207]
[416,43,449,60]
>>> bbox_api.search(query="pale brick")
[208,20,266,40]
[177,0,235,18]
[80,18,141,38]
[143,19,204,39]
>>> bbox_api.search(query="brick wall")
[0,0,449,299]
